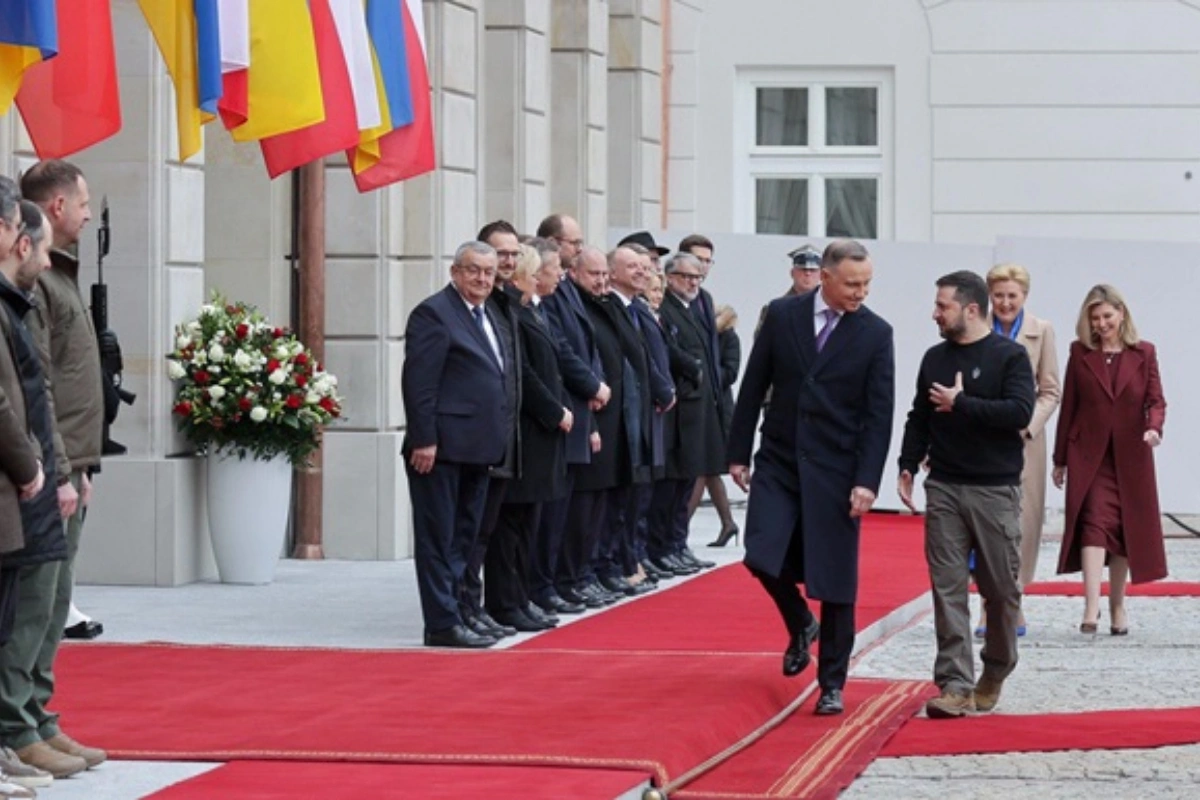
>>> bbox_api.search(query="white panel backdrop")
[611,229,1200,514]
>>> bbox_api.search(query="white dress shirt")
[462,296,503,370]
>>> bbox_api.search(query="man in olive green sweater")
[2,161,107,778]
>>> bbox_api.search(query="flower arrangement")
[167,293,343,465]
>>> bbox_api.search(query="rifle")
[91,197,135,455]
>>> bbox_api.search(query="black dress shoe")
[783,634,812,677]
[579,582,620,605]
[662,554,699,575]
[641,558,673,580]
[524,602,559,627]
[424,624,497,648]
[599,575,637,596]
[815,688,844,716]
[801,617,820,650]
[492,609,548,633]
[64,620,104,640]
[679,548,716,569]
[463,613,497,638]
[476,609,518,637]
[560,587,605,609]
[536,594,586,615]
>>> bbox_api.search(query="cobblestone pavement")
[846,535,1200,799]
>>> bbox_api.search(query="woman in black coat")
[689,304,741,545]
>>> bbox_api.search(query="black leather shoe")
[580,582,620,605]
[801,617,820,650]
[463,613,497,638]
[477,610,518,637]
[627,580,655,595]
[599,575,637,596]
[815,688,844,716]
[679,548,716,569]
[662,554,700,575]
[492,609,548,633]
[64,620,104,640]
[524,602,559,627]
[424,624,497,648]
[537,594,586,615]
[783,635,812,677]
[641,558,673,580]
[560,587,605,609]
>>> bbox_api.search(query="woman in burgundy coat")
[1052,284,1166,636]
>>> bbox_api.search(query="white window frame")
[734,68,894,240]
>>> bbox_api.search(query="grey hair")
[453,240,496,266]
[18,200,47,249]
[0,176,19,226]
[664,252,702,274]
[525,236,559,262]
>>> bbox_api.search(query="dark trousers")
[529,470,576,602]
[406,461,490,632]
[750,557,856,692]
[559,488,607,591]
[648,478,691,559]
[462,476,508,615]
[630,482,654,564]
[485,501,541,615]
[596,484,644,579]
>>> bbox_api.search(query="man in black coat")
[727,239,895,716]
[650,252,724,576]
[402,242,511,649]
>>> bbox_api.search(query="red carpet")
[1024,581,1200,597]
[674,679,934,800]
[882,706,1200,757]
[520,513,930,654]
[147,761,647,800]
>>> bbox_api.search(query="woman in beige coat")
[977,264,1061,636]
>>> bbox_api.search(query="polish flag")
[217,0,249,130]
[349,0,435,192]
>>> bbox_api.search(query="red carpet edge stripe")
[1023,581,1200,597]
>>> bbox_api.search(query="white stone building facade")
[2,0,1197,584]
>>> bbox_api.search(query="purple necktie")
[815,308,838,352]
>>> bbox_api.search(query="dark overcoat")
[1053,340,1167,583]
[727,292,894,604]
[658,291,726,480]
[541,278,603,465]
[505,303,569,504]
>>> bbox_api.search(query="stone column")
[607,0,663,228]
[666,0,701,230]
[550,0,608,240]
[319,0,484,560]
[483,0,551,230]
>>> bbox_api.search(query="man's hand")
[590,432,602,453]
[1144,430,1162,448]
[80,472,93,508]
[409,445,437,475]
[929,371,964,413]
[730,463,751,493]
[559,408,574,433]
[592,382,611,410]
[57,480,79,519]
[18,462,44,500]
[1052,465,1066,489]
[849,486,876,518]
[897,470,917,512]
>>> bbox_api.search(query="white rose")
[312,377,331,394]
[249,406,268,423]
[268,369,287,385]
[167,360,187,380]
[208,386,226,400]
[208,343,226,362]
[187,320,201,333]
[274,346,289,361]
[305,391,319,405]
[232,350,253,369]
[175,334,191,350]
[193,350,207,365]
[199,303,218,316]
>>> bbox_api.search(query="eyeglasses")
[555,236,584,249]
[672,272,704,283]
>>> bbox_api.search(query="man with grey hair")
[402,241,512,648]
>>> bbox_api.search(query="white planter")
[206,450,293,584]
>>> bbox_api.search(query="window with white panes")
[735,70,892,240]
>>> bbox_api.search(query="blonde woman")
[974,264,1060,638]
[1052,285,1166,636]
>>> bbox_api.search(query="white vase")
[206,450,293,584]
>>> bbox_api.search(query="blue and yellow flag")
[0,0,57,112]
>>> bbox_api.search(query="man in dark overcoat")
[727,239,895,716]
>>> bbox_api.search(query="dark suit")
[727,290,894,691]
[402,284,510,632]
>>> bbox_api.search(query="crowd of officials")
[0,162,109,797]
[403,224,1169,722]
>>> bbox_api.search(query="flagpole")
[293,159,326,560]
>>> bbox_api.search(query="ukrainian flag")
[0,0,57,113]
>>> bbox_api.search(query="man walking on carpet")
[898,270,1034,718]
[727,239,894,716]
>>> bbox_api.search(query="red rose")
[286,395,303,409]
[295,374,307,388]
[238,397,252,411]
[235,323,250,339]
[194,370,210,385]
[172,401,192,416]
[273,327,285,338]
[267,359,281,372]
[295,353,309,366]
[318,397,335,412]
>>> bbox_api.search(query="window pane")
[756,88,808,146]
[825,87,877,146]
[825,178,877,239]
[756,179,808,235]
